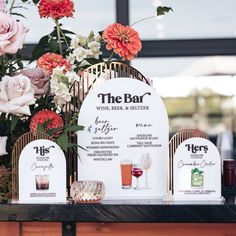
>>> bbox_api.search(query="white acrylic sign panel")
[78,78,169,199]
[173,137,221,200]
[19,139,66,203]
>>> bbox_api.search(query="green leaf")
[56,134,69,152]
[42,119,52,129]
[46,127,63,136]
[98,31,104,36]
[32,0,40,4]
[192,168,199,173]
[30,35,50,62]
[85,58,104,65]
[156,6,173,16]
[36,124,45,132]
[10,115,19,133]
[61,29,75,35]
[198,171,204,175]
[17,60,24,69]
[64,125,84,133]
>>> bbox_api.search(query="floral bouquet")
[0,0,171,201]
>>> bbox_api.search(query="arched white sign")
[78,78,169,199]
[173,137,222,200]
[19,139,66,203]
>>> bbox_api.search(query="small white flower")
[78,35,88,47]
[65,71,80,83]
[73,47,90,62]
[88,41,101,58]
[95,35,101,42]
[67,53,75,64]
[70,36,80,49]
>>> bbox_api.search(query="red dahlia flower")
[30,110,64,137]
[37,52,71,74]
[38,0,74,19]
[102,23,142,61]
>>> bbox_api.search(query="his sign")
[78,78,169,200]
[173,137,221,200]
[19,139,66,203]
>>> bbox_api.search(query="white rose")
[0,75,35,115]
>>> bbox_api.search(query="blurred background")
[20,0,236,153]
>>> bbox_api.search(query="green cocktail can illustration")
[191,168,204,188]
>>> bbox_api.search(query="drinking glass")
[35,175,49,190]
[120,159,133,189]
[141,153,152,189]
[191,168,204,188]
[132,164,143,190]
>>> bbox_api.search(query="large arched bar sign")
[77,78,169,199]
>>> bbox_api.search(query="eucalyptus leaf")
[156,6,173,16]
[46,127,63,136]
[64,125,84,132]
[56,134,69,152]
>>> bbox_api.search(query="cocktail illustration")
[140,153,152,189]
[35,175,49,190]
[132,164,143,190]
[191,168,204,188]
[120,159,133,189]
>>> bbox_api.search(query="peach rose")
[0,13,28,56]
[0,75,35,116]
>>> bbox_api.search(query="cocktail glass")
[191,169,204,188]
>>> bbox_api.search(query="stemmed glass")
[140,153,152,189]
[131,164,143,190]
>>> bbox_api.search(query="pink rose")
[0,13,28,56]
[0,75,35,115]
[21,68,50,98]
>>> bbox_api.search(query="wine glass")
[140,153,152,189]
[132,164,143,190]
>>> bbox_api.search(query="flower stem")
[130,15,156,27]
[0,55,6,78]
[106,51,115,64]
[59,28,72,53]
[55,19,63,55]
[9,0,16,15]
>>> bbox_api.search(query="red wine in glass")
[132,164,143,189]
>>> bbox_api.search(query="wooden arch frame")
[12,132,52,201]
[169,129,209,193]
[64,62,149,190]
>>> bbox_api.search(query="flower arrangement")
[0,0,172,201]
